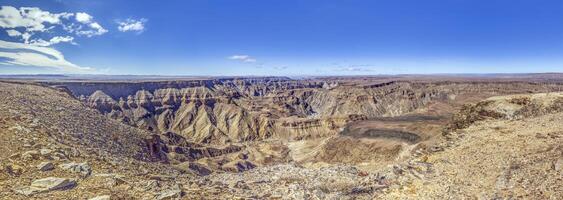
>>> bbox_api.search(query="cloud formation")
[75,12,93,23]
[0,6,73,32]
[228,55,257,63]
[68,12,107,37]
[28,36,76,47]
[0,40,91,72]
[6,29,21,37]
[0,6,107,41]
[117,18,147,33]
[0,6,104,72]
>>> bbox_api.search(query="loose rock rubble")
[378,94,563,199]
[60,162,92,177]
[36,162,54,171]
[14,177,77,196]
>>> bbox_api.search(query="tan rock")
[31,177,77,190]
[554,157,563,171]
[60,162,92,176]
[22,150,40,160]
[89,195,111,200]
[15,177,76,196]
[37,161,54,171]
[5,164,23,176]
[156,187,183,200]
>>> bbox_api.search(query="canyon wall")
[44,78,563,144]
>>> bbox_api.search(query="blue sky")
[1,0,562,75]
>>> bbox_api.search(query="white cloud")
[0,6,107,73]
[75,12,92,23]
[0,6,73,32]
[21,32,32,43]
[72,13,107,37]
[74,22,108,37]
[28,36,76,47]
[228,55,257,63]
[6,29,21,37]
[90,22,102,29]
[117,18,147,33]
[0,40,91,72]
[49,36,74,44]
[0,6,107,39]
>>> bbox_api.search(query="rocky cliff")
[2,77,563,199]
[45,78,563,145]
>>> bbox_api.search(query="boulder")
[22,150,40,160]
[37,162,55,171]
[32,177,76,189]
[156,186,183,200]
[143,180,161,192]
[15,177,76,195]
[92,174,126,187]
[8,153,21,159]
[40,148,53,156]
[89,195,111,200]
[60,162,92,176]
[555,157,563,171]
[14,187,37,196]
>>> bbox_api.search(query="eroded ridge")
[1,76,562,199]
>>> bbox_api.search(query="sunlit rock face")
[49,77,554,144]
[64,79,414,143]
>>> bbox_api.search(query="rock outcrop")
[59,79,516,144]
[15,177,77,196]
[69,80,560,143]
[379,92,563,199]
[41,78,563,172]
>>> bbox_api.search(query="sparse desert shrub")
[547,97,563,113]
[515,96,563,117]
[276,176,304,184]
[514,102,544,117]
[317,180,357,193]
[447,100,504,131]
[510,96,531,105]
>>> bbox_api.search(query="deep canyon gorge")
[1,75,562,199]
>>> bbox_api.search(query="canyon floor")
[0,75,562,199]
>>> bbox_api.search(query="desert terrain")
[0,74,562,199]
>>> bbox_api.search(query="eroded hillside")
[48,79,558,142]
[44,78,563,169]
[379,93,563,199]
[1,76,562,199]
[0,82,189,199]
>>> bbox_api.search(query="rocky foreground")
[379,93,563,199]
[0,80,562,199]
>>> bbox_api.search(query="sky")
[0,0,562,76]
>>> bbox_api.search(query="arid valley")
[2,0,563,199]
[0,74,562,199]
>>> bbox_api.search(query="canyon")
[1,74,562,199]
